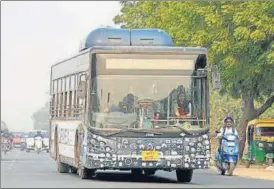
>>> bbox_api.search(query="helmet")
[224,116,234,123]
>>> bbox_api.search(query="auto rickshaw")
[243,119,274,168]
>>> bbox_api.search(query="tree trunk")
[238,95,256,158]
[238,94,274,158]
[238,114,249,158]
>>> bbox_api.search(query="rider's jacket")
[217,127,239,138]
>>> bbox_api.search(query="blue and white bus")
[49,28,211,183]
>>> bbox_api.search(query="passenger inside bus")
[173,92,191,118]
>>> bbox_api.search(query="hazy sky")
[1,1,121,131]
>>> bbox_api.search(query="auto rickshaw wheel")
[268,158,273,166]
[245,160,250,168]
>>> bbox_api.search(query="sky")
[1,1,122,132]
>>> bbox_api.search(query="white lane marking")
[7,156,17,169]
[2,173,52,176]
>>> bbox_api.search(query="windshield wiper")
[155,124,209,135]
[105,128,163,137]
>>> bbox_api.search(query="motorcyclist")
[1,129,12,149]
[217,116,239,152]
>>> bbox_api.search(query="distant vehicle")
[34,136,43,154]
[20,134,29,151]
[1,137,10,155]
[26,131,36,152]
[244,119,274,167]
[12,133,22,148]
[25,131,49,153]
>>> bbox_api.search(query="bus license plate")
[141,151,159,161]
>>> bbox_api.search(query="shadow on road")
[88,172,200,185]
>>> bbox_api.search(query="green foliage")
[256,100,274,119]
[210,91,243,131]
[114,2,274,158]
[114,1,274,100]
[32,102,49,130]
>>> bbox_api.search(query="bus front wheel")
[78,167,95,179]
[176,169,193,183]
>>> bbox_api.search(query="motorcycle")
[26,137,35,152]
[20,136,27,151]
[1,138,10,155]
[34,136,43,154]
[215,131,239,176]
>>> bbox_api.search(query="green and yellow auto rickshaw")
[243,119,274,168]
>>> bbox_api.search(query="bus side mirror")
[212,65,221,90]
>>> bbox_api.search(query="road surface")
[1,149,274,188]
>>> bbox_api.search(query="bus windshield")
[91,75,208,130]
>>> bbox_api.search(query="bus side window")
[71,75,76,117]
[65,76,70,118]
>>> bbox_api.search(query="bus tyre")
[227,163,235,176]
[176,169,193,183]
[144,169,156,176]
[245,160,250,168]
[131,169,143,176]
[57,161,69,173]
[78,168,94,179]
[268,158,273,166]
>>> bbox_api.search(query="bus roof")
[78,28,174,52]
[51,46,207,68]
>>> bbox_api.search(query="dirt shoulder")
[211,165,274,181]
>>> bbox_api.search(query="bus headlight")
[105,146,111,152]
[90,139,97,145]
[204,140,209,145]
[99,141,106,147]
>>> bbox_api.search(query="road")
[1,149,274,188]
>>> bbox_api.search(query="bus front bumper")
[83,134,211,170]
